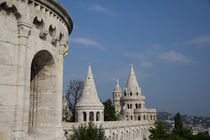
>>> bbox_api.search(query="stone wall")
[0,0,73,140]
[63,121,153,140]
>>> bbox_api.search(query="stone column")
[56,50,66,139]
[13,21,32,140]
[87,111,89,122]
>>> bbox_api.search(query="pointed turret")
[113,80,122,116]
[126,65,140,91]
[114,80,122,93]
[76,64,103,107]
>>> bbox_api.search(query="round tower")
[0,0,73,139]
[113,80,122,115]
[75,64,104,122]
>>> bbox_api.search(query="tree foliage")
[69,122,105,140]
[150,112,210,140]
[65,80,84,122]
[149,120,167,140]
[103,99,117,121]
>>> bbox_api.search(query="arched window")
[89,112,94,121]
[131,116,133,120]
[127,104,129,109]
[124,91,126,96]
[130,92,132,96]
[96,112,100,121]
[136,92,138,95]
[150,115,153,120]
[138,116,141,120]
[144,115,146,120]
[83,112,87,121]
[139,104,141,109]
[135,104,138,109]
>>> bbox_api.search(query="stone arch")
[96,111,100,121]
[89,112,94,121]
[83,112,87,121]
[29,50,57,135]
[0,2,21,19]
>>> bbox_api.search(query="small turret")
[124,65,142,96]
[113,80,122,115]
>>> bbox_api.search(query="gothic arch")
[29,50,57,135]
[0,2,21,19]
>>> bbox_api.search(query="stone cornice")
[34,0,73,35]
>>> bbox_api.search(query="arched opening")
[96,112,100,121]
[83,112,87,121]
[130,92,132,96]
[138,116,141,120]
[135,104,138,109]
[29,50,56,135]
[139,104,141,109]
[89,112,94,121]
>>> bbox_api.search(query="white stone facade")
[67,65,156,140]
[75,64,104,123]
[0,0,73,140]
[113,65,156,122]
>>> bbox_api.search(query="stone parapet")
[120,95,145,101]
[134,108,156,113]
[63,121,153,140]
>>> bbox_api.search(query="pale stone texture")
[68,65,156,140]
[113,65,156,122]
[0,0,73,140]
[75,64,104,122]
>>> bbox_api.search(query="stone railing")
[120,95,145,101]
[63,121,154,140]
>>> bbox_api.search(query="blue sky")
[58,0,210,117]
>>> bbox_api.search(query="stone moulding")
[34,0,73,35]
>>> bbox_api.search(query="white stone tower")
[118,65,156,121]
[113,80,122,116]
[0,0,73,139]
[75,64,104,122]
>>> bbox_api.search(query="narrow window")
[139,104,141,109]
[138,116,141,120]
[130,104,132,109]
[135,104,138,109]
[131,116,133,120]
[89,112,94,121]
[127,104,129,109]
[136,92,138,95]
[96,112,100,121]
[130,92,132,96]
[83,112,87,121]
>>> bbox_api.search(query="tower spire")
[76,64,103,107]
[126,65,140,90]
[114,79,122,93]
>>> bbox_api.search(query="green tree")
[69,122,105,140]
[103,99,117,121]
[149,120,167,140]
[175,112,183,130]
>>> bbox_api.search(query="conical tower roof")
[126,65,140,90]
[76,64,103,107]
[113,80,122,93]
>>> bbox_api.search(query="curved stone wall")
[0,0,73,140]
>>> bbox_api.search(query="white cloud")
[157,51,194,63]
[88,4,116,15]
[125,45,194,65]
[186,35,210,47]
[71,37,105,50]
